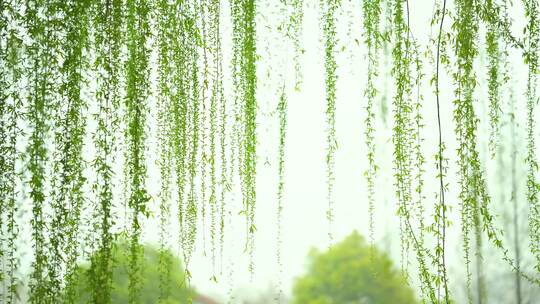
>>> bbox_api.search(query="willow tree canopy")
[0,0,539,303]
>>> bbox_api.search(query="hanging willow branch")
[522,0,540,274]
[89,0,123,303]
[411,36,432,301]
[0,2,22,302]
[455,0,540,291]
[392,1,437,301]
[243,0,258,276]
[125,0,151,302]
[208,0,228,275]
[431,0,450,301]
[450,0,540,298]
[168,2,204,289]
[284,0,304,90]
[484,0,502,157]
[52,1,90,302]
[362,0,381,255]
[452,1,484,300]
[171,0,186,268]
[508,80,523,304]
[156,0,174,301]
[25,0,60,301]
[0,1,6,290]
[231,0,258,274]
[230,0,242,215]
[169,1,190,282]
[380,0,392,125]
[392,0,414,269]
[275,87,287,302]
[185,0,201,273]
[322,0,340,245]
[207,0,222,278]
[199,0,210,257]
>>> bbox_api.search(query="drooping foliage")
[390,1,435,301]
[322,0,340,244]
[452,2,488,299]
[431,0,450,301]
[125,0,151,301]
[391,0,414,267]
[276,88,288,302]
[49,1,90,302]
[156,0,174,301]
[2,1,540,303]
[231,0,258,274]
[484,0,502,157]
[274,1,297,298]
[206,0,224,277]
[379,0,392,125]
[522,0,540,275]
[25,0,61,301]
[362,0,381,253]
[0,1,22,302]
[88,1,123,303]
[279,0,304,90]
[199,5,209,260]
[450,0,540,299]
[183,0,202,275]
[170,0,191,276]
[210,0,228,275]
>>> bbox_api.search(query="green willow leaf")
[0,2,22,302]
[52,1,90,302]
[156,0,174,302]
[391,1,435,301]
[88,0,123,303]
[125,0,151,302]
[322,0,340,245]
[231,0,258,275]
[185,0,201,270]
[450,0,540,299]
[485,0,502,157]
[207,0,221,276]
[362,0,381,257]
[276,88,287,302]
[431,1,450,301]
[281,0,304,90]
[452,1,483,300]
[522,0,540,274]
[25,0,61,301]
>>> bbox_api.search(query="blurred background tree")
[291,231,417,304]
[74,241,195,304]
